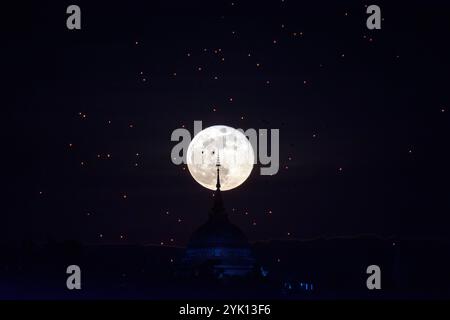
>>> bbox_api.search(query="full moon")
[186,125,254,191]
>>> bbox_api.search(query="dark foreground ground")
[1,236,449,299]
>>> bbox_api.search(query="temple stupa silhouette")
[184,154,255,278]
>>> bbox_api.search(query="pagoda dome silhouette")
[184,156,255,278]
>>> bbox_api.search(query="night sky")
[5,0,450,246]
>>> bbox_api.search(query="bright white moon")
[187,125,254,191]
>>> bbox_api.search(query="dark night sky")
[5,0,450,246]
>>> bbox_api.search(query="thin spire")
[216,150,221,190]
[210,149,226,220]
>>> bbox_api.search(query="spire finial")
[209,149,227,220]
[215,150,221,190]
